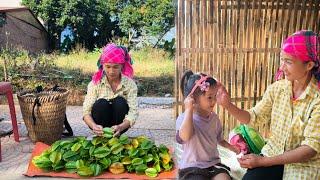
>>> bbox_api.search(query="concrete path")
[0,97,176,180]
[0,97,245,180]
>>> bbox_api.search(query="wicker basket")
[17,88,69,144]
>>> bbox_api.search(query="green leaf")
[107,137,119,146]
[162,161,173,171]
[154,161,161,172]
[128,149,139,158]
[89,146,95,156]
[52,161,65,171]
[145,168,158,178]
[141,139,154,150]
[77,166,94,177]
[160,152,171,165]
[76,159,85,169]
[65,161,77,169]
[119,134,129,144]
[100,158,111,169]
[32,156,52,168]
[66,168,77,174]
[143,154,153,163]
[135,164,148,174]
[131,158,143,166]
[50,141,61,152]
[80,149,89,158]
[138,149,146,156]
[110,156,120,163]
[71,143,82,152]
[49,151,62,164]
[62,151,78,161]
[92,137,103,146]
[90,163,102,176]
[111,143,124,155]
[82,140,91,149]
[93,147,111,158]
[121,156,132,165]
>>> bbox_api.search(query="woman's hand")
[216,84,231,108]
[111,124,123,137]
[92,123,104,136]
[184,95,195,110]
[112,120,130,137]
[237,154,265,168]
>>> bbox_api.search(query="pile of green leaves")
[32,128,174,177]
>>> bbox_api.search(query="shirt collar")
[284,76,318,100]
[100,74,126,90]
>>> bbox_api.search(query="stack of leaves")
[32,128,174,177]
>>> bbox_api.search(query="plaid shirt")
[248,77,320,179]
[83,75,138,126]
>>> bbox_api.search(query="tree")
[22,0,118,50]
[22,0,175,51]
[95,0,175,47]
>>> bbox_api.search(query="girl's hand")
[184,95,195,110]
[231,145,241,155]
[237,154,264,168]
[92,123,104,136]
[216,84,231,108]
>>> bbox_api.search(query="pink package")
[229,133,249,154]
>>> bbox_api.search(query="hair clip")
[200,81,210,92]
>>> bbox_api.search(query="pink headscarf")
[275,30,320,87]
[92,43,134,84]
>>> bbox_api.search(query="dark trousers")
[242,165,284,180]
[178,163,231,180]
[91,96,129,133]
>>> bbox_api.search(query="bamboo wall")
[175,0,320,138]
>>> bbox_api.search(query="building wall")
[0,11,48,53]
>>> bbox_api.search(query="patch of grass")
[0,47,174,98]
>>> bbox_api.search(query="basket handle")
[63,114,73,137]
[32,97,41,125]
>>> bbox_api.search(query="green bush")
[0,47,174,97]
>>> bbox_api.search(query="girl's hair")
[180,70,217,98]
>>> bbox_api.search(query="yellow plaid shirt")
[248,77,320,179]
[83,75,138,126]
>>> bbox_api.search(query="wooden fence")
[175,0,320,138]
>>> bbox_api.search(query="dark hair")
[180,70,217,98]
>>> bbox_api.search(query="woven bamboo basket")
[17,88,69,144]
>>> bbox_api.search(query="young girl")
[176,70,239,180]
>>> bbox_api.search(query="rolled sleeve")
[301,102,320,153]
[248,84,274,127]
[124,81,138,127]
[83,81,97,116]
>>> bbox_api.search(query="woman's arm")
[238,145,317,168]
[82,81,103,135]
[224,103,251,124]
[263,145,317,166]
[123,80,138,127]
[178,96,195,142]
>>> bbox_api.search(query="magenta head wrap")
[92,43,134,84]
[275,30,320,86]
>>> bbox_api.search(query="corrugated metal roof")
[0,6,47,33]
[0,7,29,12]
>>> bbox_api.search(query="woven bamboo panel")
[175,0,320,138]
